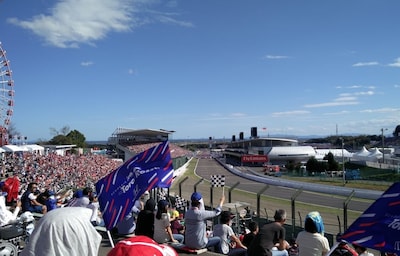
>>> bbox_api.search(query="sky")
[0,0,399,142]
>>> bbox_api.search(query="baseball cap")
[171,210,179,219]
[191,192,202,201]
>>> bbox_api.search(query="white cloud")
[360,108,400,113]
[263,55,289,60]
[352,61,379,67]
[80,61,93,66]
[271,110,310,117]
[388,57,400,67]
[7,0,192,48]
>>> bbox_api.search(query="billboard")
[241,155,268,163]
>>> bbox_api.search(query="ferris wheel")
[0,42,14,146]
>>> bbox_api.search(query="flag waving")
[340,182,400,254]
[211,174,225,187]
[96,141,174,230]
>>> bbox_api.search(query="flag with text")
[95,141,174,230]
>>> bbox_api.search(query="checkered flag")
[157,188,167,200]
[174,195,186,210]
[211,174,225,187]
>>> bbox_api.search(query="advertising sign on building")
[241,155,268,163]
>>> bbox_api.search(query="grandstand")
[107,128,191,170]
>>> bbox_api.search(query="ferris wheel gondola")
[0,42,15,146]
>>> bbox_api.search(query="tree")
[393,125,400,137]
[66,130,86,148]
[323,152,339,172]
[49,134,72,145]
[49,125,70,136]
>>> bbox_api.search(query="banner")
[96,141,174,230]
[340,182,400,254]
[241,155,268,163]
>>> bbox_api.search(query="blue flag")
[95,141,174,230]
[341,182,400,254]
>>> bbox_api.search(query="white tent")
[354,146,370,157]
[368,147,383,160]
[2,144,27,152]
[25,144,45,155]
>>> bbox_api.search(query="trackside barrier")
[228,181,240,203]
[343,190,355,231]
[257,185,269,218]
[194,178,204,193]
[178,176,189,197]
[291,189,303,238]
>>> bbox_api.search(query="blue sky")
[0,0,399,142]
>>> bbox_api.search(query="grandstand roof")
[112,128,175,137]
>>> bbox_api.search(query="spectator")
[116,193,143,236]
[248,209,290,256]
[135,197,156,239]
[184,192,224,252]
[68,187,92,207]
[295,211,330,256]
[242,221,259,248]
[170,209,185,235]
[153,199,184,244]
[352,243,374,256]
[21,182,47,214]
[213,210,247,256]
[0,192,21,226]
[20,207,102,256]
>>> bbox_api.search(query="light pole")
[341,137,345,185]
[381,128,388,164]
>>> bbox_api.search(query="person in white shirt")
[295,211,330,256]
[0,192,21,226]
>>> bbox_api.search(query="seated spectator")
[116,192,145,236]
[170,209,185,235]
[68,187,92,208]
[135,198,156,238]
[242,221,259,248]
[184,192,224,252]
[45,190,58,212]
[20,207,102,256]
[21,182,47,214]
[213,210,247,255]
[295,211,330,256]
[154,199,184,244]
[0,192,21,226]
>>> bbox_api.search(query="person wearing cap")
[170,209,185,235]
[153,199,184,244]
[295,211,330,256]
[184,191,225,252]
[213,210,247,255]
[248,209,290,256]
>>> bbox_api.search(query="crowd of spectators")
[1,151,122,195]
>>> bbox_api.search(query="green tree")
[49,134,72,145]
[393,125,400,137]
[66,130,86,148]
[323,152,339,172]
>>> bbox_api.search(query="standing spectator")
[242,221,259,248]
[116,193,144,236]
[135,197,156,239]
[295,211,330,256]
[21,182,47,214]
[213,210,247,256]
[184,192,224,252]
[248,209,290,256]
[153,199,184,244]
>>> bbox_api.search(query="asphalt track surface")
[194,158,373,213]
